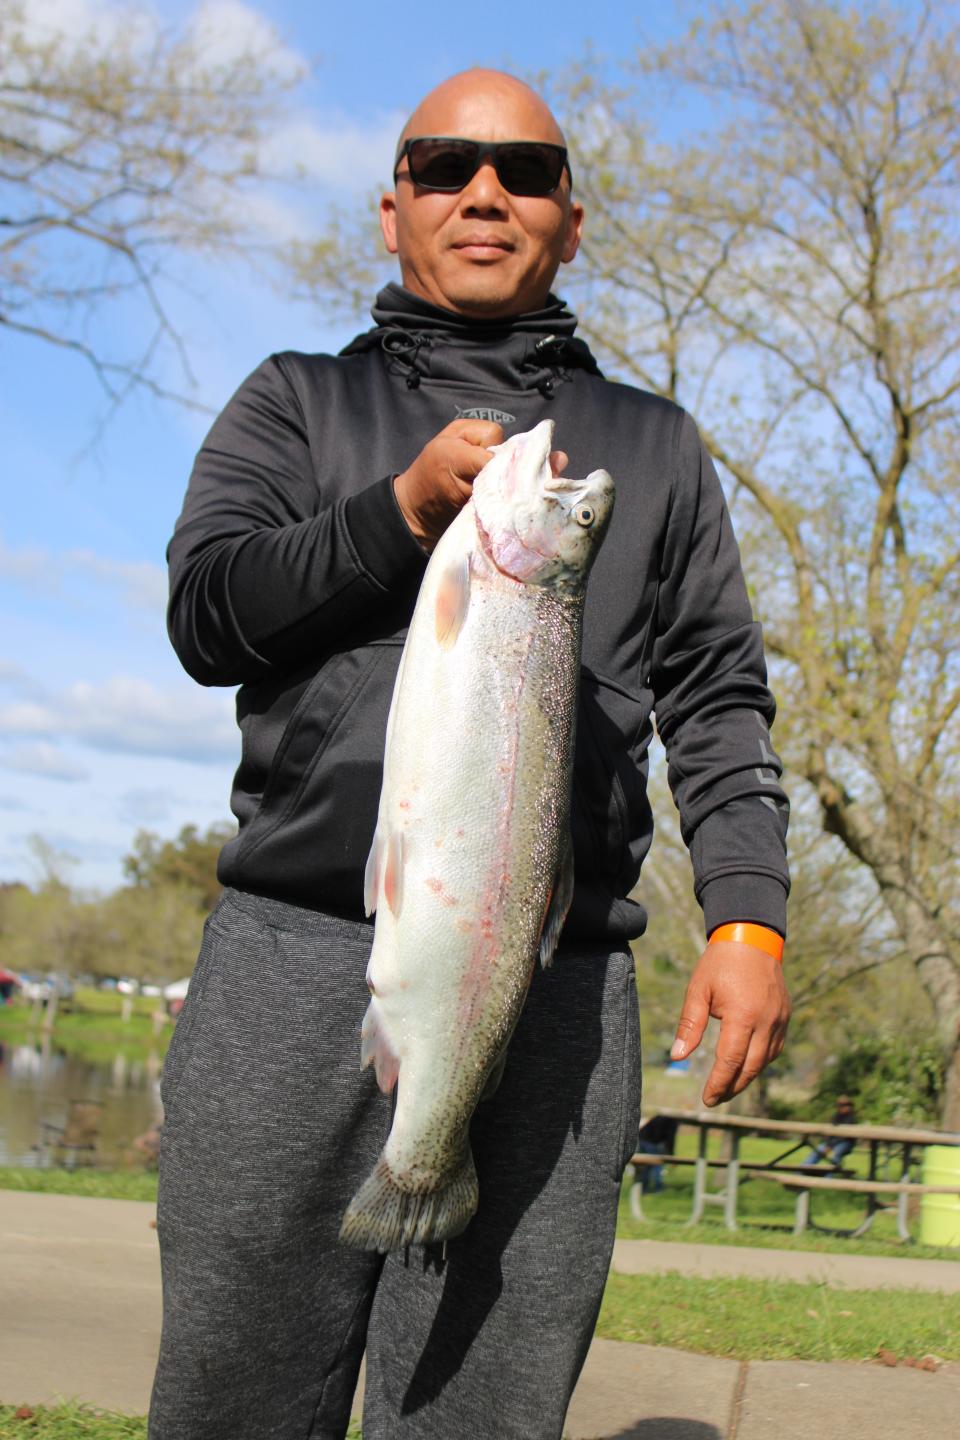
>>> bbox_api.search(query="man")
[805,1094,858,1167]
[151,69,790,1440]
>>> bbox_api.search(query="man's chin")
[437,278,544,320]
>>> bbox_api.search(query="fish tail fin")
[339,1150,478,1253]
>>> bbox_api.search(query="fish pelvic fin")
[339,1149,478,1254]
[360,996,400,1094]
[363,825,404,919]
[434,551,471,649]
[539,832,574,968]
[363,830,381,917]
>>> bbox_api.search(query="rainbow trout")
[340,419,614,1252]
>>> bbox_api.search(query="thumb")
[672,982,710,1061]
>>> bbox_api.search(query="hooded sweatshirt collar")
[340,282,601,397]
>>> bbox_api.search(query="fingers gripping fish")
[340,419,614,1253]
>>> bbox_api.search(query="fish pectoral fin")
[434,551,471,649]
[384,827,404,917]
[360,997,401,1094]
[539,833,574,968]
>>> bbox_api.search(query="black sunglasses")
[393,137,572,197]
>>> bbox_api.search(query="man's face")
[380,77,584,319]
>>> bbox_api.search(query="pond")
[0,1037,163,1167]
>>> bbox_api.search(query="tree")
[0,0,302,402]
[551,1,960,1121]
[123,821,234,913]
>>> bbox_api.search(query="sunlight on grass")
[598,1270,960,1361]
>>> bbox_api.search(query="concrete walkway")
[2,1190,958,1438]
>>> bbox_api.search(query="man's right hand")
[394,419,503,551]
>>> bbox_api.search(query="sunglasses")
[393,137,572,197]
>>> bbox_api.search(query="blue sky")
[1,0,702,892]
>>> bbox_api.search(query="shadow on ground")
[574,1422,722,1440]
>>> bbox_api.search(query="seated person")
[804,1093,857,1166]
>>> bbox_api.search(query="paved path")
[3,1191,958,1438]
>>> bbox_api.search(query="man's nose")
[459,159,509,212]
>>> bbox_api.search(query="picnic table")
[630,1106,960,1239]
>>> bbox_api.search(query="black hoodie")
[168,283,789,940]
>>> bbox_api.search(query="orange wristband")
[708,922,784,962]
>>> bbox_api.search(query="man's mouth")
[450,235,515,255]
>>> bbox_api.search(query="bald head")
[397,68,567,158]
[381,68,583,319]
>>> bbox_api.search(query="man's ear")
[380,193,399,255]
[561,200,585,265]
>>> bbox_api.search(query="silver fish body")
[340,420,614,1252]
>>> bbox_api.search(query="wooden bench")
[750,1168,960,1240]
[628,1153,855,1223]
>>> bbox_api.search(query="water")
[0,1038,163,1167]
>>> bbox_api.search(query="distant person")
[636,1114,680,1192]
[805,1093,857,1166]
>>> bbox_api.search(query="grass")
[0,1405,146,1438]
[598,1269,960,1361]
[0,1168,158,1203]
[0,1408,363,1438]
[0,989,171,1066]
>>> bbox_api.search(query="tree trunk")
[939,1030,960,1134]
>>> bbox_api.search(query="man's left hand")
[670,941,791,1107]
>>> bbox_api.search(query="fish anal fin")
[360,997,400,1095]
[384,828,404,918]
[434,552,471,649]
[539,833,574,968]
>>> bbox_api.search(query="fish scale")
[340,419,614,1252]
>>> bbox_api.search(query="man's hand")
[394,419,503,551]
[670,940,791,1108]
[394,419,569,551]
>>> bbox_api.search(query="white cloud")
[186,0,306,82]
[118,787,175,825]
[1,742,90,783]
[262,110,405,193]
[0,534,166,614]
[69,551,168,612]
[16,0,155,53]
[0,675,238,766]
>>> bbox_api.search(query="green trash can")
[920,1145,960,1247]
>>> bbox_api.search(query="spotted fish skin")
[340,420,614,1253]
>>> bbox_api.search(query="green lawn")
[0,1408,361,1438]
[0,1168,158,1203]
[0,988,171,1066]
[598,1270,960,1361]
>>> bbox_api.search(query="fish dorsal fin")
[434,551,471,650]
[539,833,574,968]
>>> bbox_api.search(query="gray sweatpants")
[149,888,641,1440]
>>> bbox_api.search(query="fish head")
[473,419,615,593]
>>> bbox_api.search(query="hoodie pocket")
[571,670,652,892]
[234,642,392,872]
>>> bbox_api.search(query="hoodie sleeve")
[651,411,790,937]
[166,355,427,685]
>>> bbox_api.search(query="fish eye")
[574,504,595,528]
